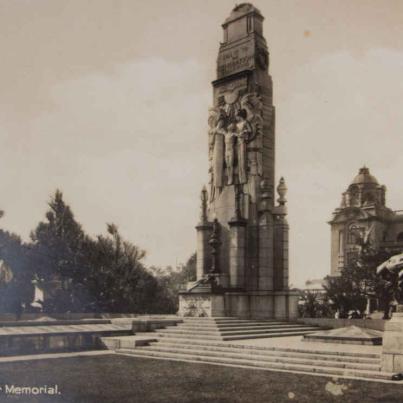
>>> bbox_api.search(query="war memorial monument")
[2,4,403,398]
[178,3,298,320]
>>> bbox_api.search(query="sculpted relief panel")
[179,295,212,317]
[208,90,263,201]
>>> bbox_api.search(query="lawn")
[0,354,401,403]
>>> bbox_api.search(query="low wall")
[0,313,124,321]
[297,318,386,332]
[131,318,183,333]
[0,313,182,322]
[0,319,111,327]
[0,313,181,321]
[0,330,131,356]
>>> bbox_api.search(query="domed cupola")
[341,167,386,208]
[351,167,379,186]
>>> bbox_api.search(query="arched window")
[362,192,375,206]
[349,186,360,206]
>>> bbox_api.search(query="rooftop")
[224,3,262,24]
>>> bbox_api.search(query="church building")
[329,167,403,276]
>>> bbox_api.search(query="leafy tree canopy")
[0,191,197,315]
[324,249,393,318]
[0,212,34,315]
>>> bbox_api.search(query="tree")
[324,266,368,318]
[324,248,392,318]
[150,253,197,312]
[0,212,34,315]
[298,290,333,318]
[2,190,198,315]
[28,190,182,314]
[29,190,88,312]
[84,223,169,313]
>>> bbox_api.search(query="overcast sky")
[1,0,403,287]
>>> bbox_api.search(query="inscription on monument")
[217,45,255,78]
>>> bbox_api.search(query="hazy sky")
[1,0,403,287]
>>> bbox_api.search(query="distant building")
[304,278,326,293]
[329,167,403,276]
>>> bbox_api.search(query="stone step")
[101,335,157,350]
[118,349,393,381]
[179,321,287,328]
[181,317,233,321]
[158,332,222,340]
[158,330,318,341]
[221,327,319,336]
[158,326,319,337]
[184,320,294,326]
[155,340,380,364]
[182,319,280,324]
[153,338,381,359]
[173,326,221,333]
[176,324,318,332]
[213,320,287,324]
[141,345,381,371]
[180,322,298,330]
[183,318,283,323]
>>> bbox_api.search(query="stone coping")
[303,326,383,346]
[0,319,111,328]
[0,324,132,337]
[0,313,180,322]
[297,318,386,332]
[234,336,382,357]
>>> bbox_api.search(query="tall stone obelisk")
[179,3,298,319]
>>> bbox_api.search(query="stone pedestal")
[179,289,299,320]
[381,306,403,374]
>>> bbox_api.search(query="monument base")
[381,306,403,373]
[178,293,226,317]
[178,290,299,320]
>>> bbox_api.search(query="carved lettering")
[217,44,255,78]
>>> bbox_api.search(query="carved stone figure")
[207,92,264,196]
[208,166,215,202]
[239,93,264,177]
[224,123,236,185]
[236,109,252,184]
[208,109,226,197]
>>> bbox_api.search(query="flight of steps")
[156,317,319,341]
[118,338,392,381]
[113,318,396,381]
